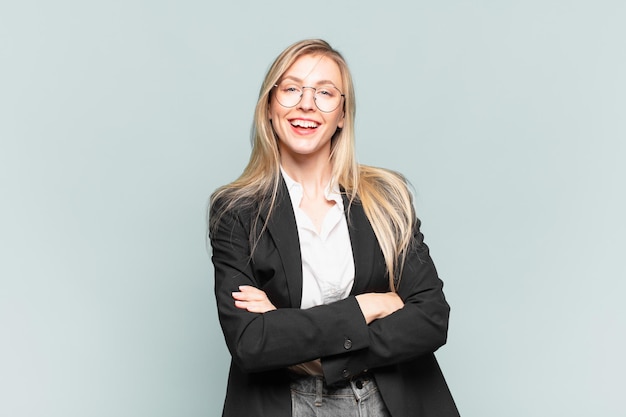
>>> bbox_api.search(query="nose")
[297,87,316,111]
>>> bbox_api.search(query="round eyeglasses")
[273,81,345,113]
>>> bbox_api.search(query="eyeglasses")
[273,81,345,113]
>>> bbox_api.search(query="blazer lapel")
[343,194,387,294]
[263,179,303,307]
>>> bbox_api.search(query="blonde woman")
[209,39,459,417]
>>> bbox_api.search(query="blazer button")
[342,369,351,379]
[344,338,352,350]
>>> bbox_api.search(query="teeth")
[291,119,319,128]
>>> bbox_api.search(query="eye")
[281,84,301,94]
[317,87,336,98]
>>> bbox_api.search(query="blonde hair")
[210,39,415,289]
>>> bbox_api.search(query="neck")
[281,156,333,197]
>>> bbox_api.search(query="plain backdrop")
[1,1,625,416]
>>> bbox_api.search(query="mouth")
[289,119,319,129]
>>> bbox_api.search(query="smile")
[290,119,319,129]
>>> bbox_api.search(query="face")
[269,54,345,163]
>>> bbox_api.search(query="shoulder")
[354,164,417,224]
[209,179,287,235]
[208,187,257,239]
[210,175,286,216]
[210,191,257,223]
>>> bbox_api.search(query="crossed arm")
[211,203,449,383]
[233,285,404,324]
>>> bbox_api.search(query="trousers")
[289,373,391,417]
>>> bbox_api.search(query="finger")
[234,300,275,313]
[245,304,267,313]
[246,302,276,313]
[234,300,265,310]
[238,285,266,296]
[232,291,266,302]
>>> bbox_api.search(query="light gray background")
[1,1,625,416]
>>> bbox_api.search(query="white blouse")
[281,169,355,309]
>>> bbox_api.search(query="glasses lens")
[314,86,342,112]
[275,82,343,112]
[275,82,302,108]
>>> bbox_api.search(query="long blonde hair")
[210,39,415,289]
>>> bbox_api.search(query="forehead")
[281,54,343,88]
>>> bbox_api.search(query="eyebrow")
[280,75,340,88]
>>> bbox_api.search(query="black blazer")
[210,179,460,417]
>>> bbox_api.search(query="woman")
[209,39,459,417]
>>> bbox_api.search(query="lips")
[289,119,319,129]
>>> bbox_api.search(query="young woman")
[209,39,459,417]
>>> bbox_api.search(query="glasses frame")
[272,83,345,113]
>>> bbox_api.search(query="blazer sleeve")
[209,201,371,373]
[321,218,451,385]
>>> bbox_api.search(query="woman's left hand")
[232,285,277,313]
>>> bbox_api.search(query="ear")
[337,111,345,129]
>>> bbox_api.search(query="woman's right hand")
[355,292,404,324]
[232,285,277,314]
